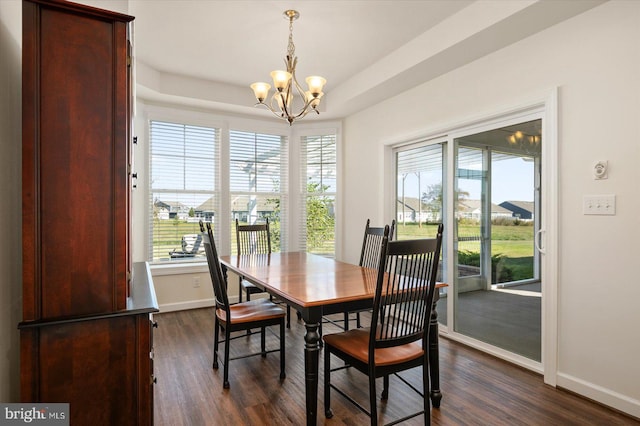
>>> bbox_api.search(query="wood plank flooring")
[153,308,638,425]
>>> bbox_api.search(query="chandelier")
[250,10,326,125]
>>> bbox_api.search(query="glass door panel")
[395,142,448,323]
[453,119,541,361]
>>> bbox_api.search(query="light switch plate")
[583,194,615,215]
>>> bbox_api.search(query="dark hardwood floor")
[154,308,638,425]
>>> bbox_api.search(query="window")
[229,130,288,253]
[300,134,336,256]
[149,120,219,261]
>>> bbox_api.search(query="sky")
[399,155,535,204]
[484,156,534,203]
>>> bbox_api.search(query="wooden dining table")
[219,251,445,426]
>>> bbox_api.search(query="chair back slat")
[359,218,396,269]
[236,218,271,255]
[200,221,231,315]
[370,223,443,351]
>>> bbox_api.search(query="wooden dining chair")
[323,223,443,426]
[235,218,271,303]
[200,221,286,389]
[351,218,396,328]
[320,219,396,337]
[235,218,291,328]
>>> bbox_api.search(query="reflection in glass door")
[453,119,542,361]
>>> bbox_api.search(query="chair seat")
[216,299,286,324]
[323,328,423,367]
[241,280,265,294]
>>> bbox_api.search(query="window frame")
[147,118,221,264]
[141,103,340,267]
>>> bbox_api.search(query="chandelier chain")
[287,17,295,58]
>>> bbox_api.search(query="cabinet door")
[22,1,133,320]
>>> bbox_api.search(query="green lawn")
[153,219,535,282]
[396,222,535,282]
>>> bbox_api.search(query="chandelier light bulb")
[250,82,271,102]
[270,70,292,91]
[306,91,323,108]
[305,76,326,97]
[276,91,293,110]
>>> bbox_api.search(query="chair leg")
[369,371,377,426]
[324,347,333,419]
[382,374,389,400]
[238,278,243,303]
[343,311,350,330]
[279,319,286,380]
[424,360,431,425]
[223,328,231,389]
[261,326,266,357]
[245,289,253,336]
[212,318,220,369]
[356,312,361,328]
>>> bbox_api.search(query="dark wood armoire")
[19,0,158,424]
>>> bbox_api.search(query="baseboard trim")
[557,372,640,419]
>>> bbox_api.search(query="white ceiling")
[121,0,606,121]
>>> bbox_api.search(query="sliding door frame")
[385,88,558,385]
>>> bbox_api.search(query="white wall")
[0,0,23,403]
[341,0,640,417]
[3,0,639,417]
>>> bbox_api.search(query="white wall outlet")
[583,194,615,215]
[192,276,201,288]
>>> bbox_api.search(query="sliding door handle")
[535,229,545,254]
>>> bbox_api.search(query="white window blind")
[396,143,443,239]
[299,134,336,257]
[229,130,287,253]
[149,120,219,262]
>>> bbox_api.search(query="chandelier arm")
[292,98,320,120]
[281,93,293,119]
[254,100,290,120]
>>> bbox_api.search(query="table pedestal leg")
[429,298,442,408]
[304,321,321,425]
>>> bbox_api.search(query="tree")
[421,183,470,221]
[305,181,335,252]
